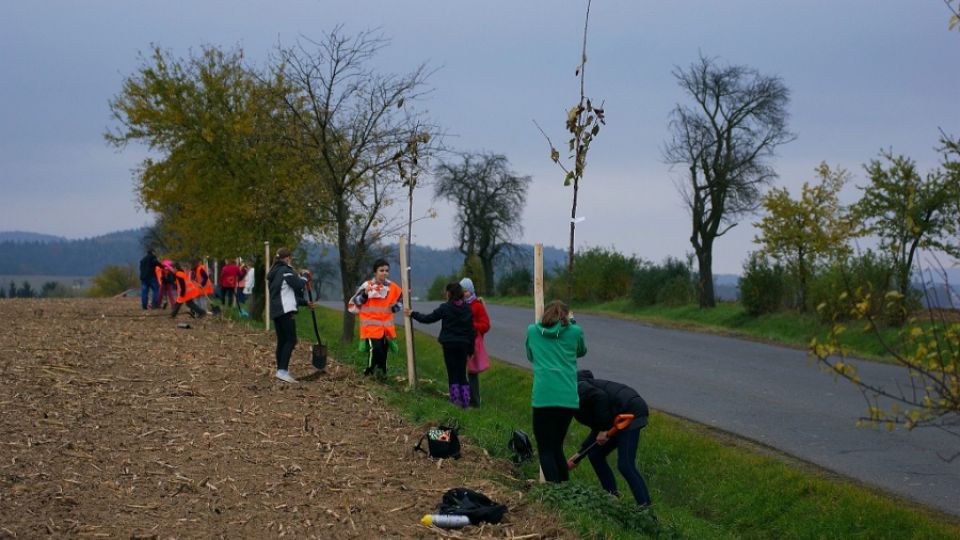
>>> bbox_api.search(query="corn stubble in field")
[0,298,573,539]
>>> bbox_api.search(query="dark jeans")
[140,278,159,309]
[170,299,204,318]
[533,406,576,482]
[363,337,389,375]
[442,342,470,386]
[221,287,237,306]
[274,312,297,371]
[584,427,652,506]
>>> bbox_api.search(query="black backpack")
[508,430,534,463]
[437,487,507,525]
[415,426,461,459]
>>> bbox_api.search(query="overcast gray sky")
[1,1,957,273]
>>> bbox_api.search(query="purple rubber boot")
[458,384,471,409]
[449,384,460,407]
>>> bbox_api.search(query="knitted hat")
[459,277,475,294]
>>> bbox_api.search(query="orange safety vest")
[176,270,201,303]
[194,264,214,295]
[357,280,403,340]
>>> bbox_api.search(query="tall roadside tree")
[854,151,960,307]
[270,28,436,342]
[433,153,531,293]
[106,46,310,260]
[664,54,794,308]
[754,163,854,311]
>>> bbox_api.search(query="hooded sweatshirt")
[525,320,587,408]
[267,260,307,319]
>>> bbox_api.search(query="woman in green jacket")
[525,300,587,482]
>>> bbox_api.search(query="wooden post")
[534,243,544,322]
[533,242,546,483]
[399,235,417,389]
[264,241,270,332]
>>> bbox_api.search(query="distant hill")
[0,231,66,243]
[0,229,145,275]
[0,229,567,295]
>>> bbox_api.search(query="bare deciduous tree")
[270,27,437,342]
[434,153,531,294]
[664,54,794,308]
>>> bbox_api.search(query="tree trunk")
[248,254,266,321]
[335,207,357,344]
[696,246,716,308]
[482,258,495,297]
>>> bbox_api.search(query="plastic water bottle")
[420,514,470,528]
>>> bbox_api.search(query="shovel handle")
[567,413,635,469]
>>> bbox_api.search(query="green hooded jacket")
[525,320,587,408]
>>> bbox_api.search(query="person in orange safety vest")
[192,259,214,314]
[171,262,205,319]
[348,258,403,376]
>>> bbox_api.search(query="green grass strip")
[264,305,958,538]
[488,296,916,363]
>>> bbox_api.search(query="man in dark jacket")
[138,248,162,310]
[572,370,652,507]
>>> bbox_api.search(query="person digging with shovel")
[569,369,653,508]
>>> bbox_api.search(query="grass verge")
[487,296,919,362]
[279,305,960,539]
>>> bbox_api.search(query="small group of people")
[139,248,215,318]
[346,258,492,409]
[139,248,256,319]
[261,249,650,508]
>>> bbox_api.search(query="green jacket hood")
[534,321,568,338]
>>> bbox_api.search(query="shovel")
[567,413,635,469]
[305,275,327,371]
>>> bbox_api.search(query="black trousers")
[274,312,297,371]
[364,337,389,375]
[533,406,576,482]
[442,342,470,386]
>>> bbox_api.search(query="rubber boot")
[467,374,481,407]
[458,384,471,409]
[449,384,460,407]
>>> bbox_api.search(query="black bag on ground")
[508,429,534,463]
[437,487,507,525]
[414,426,461,459]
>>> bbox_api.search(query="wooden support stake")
[534,243,544,322]
[399,235,417,389]
[533,242,545,483]
[264,241,270,332]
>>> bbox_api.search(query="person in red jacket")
[460,277,490,407]
[219,258,241,307]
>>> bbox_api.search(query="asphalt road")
[321,300,960,516]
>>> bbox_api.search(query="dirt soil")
[0,298,575,539]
